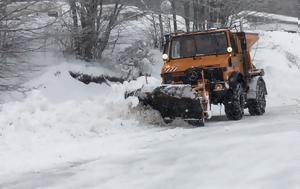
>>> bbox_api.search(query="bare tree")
[139,0,165,49]
[0,0,59,93]
[68,0,125,61]
[0,1,63,60]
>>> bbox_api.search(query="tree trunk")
[193,0,198,31]
[83,1,97,61]
[184,1,190,32]
[151,13,158,48]
[97,1,122,59]
[69,0,80,57]
[171,0,177,32]
[158,13,164,50]
[198,0,205,30]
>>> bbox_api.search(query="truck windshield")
[171,32,228,59]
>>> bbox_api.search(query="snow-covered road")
[1,105,300,189]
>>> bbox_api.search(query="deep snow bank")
[0,62,162,178]
[253,31,300,106]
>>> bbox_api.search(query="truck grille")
[162,68,224,84]
[203,68,224,82]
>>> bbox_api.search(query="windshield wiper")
[193,36,199,58]
[212,35,220,56]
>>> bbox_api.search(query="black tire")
[224,83,245,120]
[187,119,205,127]
[248,79,267,116]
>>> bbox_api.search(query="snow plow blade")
[126,85,204,121]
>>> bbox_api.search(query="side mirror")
[227,47,233,53]
[162,54,169,61]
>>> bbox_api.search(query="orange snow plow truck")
[127,29,267,126]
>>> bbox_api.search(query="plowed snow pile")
[0,31,300,189]
[0,63,161,178]
[254,31,300,106]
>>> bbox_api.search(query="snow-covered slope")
[253,31,300,106]
[1,31,300,188]
[231,11,298,33]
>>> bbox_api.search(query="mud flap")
[247,76,267,100]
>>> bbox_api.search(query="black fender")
[228,72,245,89]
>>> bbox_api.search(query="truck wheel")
[248,79,266,116]
[224,83,245,120]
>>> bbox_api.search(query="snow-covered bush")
[117,40,154,80]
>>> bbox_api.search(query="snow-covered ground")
[1,24,300,189]
[230,11,298,33]
[1,105,300,189]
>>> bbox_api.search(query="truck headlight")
[162,54,169,61]
[214,84,224,91]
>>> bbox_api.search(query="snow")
[1,12,300,189]
[1,105,300,189]
[230,11,298,33]
[238,11,298,24]
[253,31,300,106]
[161,85,197,99]
[0,63,148,178]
